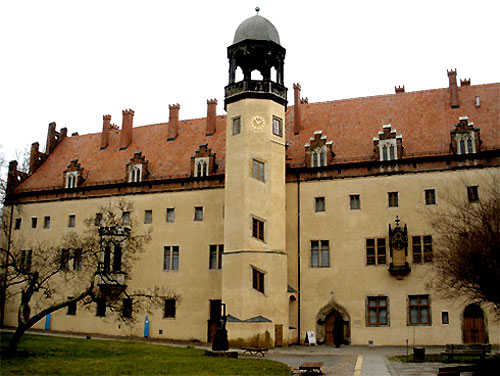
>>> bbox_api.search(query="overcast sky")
[1,0,499,164]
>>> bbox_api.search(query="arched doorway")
[463,304,487,344]
[316,300,350,345]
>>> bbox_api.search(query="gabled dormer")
[450,116,481,155]
[304,131,334,168]
[373,124,403,161]
[126,152,149,183]
[191,143,217,178]
[64,159,85,188]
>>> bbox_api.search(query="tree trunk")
[7,324,27,353]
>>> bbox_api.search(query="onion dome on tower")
[224,7,287,109]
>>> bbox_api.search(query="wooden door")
[274,324,283,347]
[324,314,335,345]
[464,304,486,344]
[207,321,218,344]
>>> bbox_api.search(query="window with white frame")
[379,139,398,161]
[456,133,476,154]
[311,146,327,167]
[65,171,78,188]
[128,164,142,183]
[272,116,283,137]
[194,157,209,177]
[310,240,330,268]
[163,246,179,271]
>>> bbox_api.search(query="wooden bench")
[298,362,323,375]
[441,344,491,362]
[240,347,268,357]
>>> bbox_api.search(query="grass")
[0,332,290,375]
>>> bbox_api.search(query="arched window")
[194,157,209,177]
[456,133,476,154]
[128,164,142,183]
[311,146,327,167]
[379,139,398,161]
[65,172,78,188]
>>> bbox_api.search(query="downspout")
[0,204,14,327]
[296,171,301,344]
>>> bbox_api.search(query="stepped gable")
[14,82,500,192]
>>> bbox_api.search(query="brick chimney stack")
[46,122,67,154]
[29,142,40,174]
[447,69,460,109]
[101,114,112,150]
[395,85,405,94]
[460,78,471,86]
[119,109,134,150]
[293,83,302,135]
[206,99,218,136]
[167,104,180,141]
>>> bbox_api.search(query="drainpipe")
[296,171,301,344]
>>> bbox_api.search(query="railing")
[225,80,287,99]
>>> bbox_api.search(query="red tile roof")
[16,83,500,191]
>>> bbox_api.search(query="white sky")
[1,0,499,163]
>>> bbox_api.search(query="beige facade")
[3,12,500,348]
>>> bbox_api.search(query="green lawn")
[0,332,290,375]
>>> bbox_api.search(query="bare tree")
[1,200,172,353]
[428,171,500,314]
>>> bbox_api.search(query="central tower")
[222,9,289,347]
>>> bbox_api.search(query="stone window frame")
[128,163,142,183]
[194,157,209,177]
[64,159,85,188]
[272,115,283,137]
[350,194,361,210]
[310,240,330,268]
[424,189,436,205]
[191,144,216,178]
[314,197,326,213]
[450,116,481,155]
[251,266,265,294]
[373,124,404,162]
[65,171,78,188]
[366,238,387,266]
[304,131,334,168]
[408,294,432,326]
[163,245,180,271]
[251,215,266,243]
[366,295,390,327]
[412,235,433,264]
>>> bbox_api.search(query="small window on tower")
[252,159,265,182]
[232,116,241,135]
[252,267,265,294]
[272,116,283,137]
[252,217,265,242]
[314,197,325,212]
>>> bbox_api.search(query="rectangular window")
[194,206,203,221]
[20,250,32,271]
[388,192,399,207]
[43,216,51,229]
[67,297,77,316]
[232,116,241,135]
[442,311,449,325]
[424,189,436,205]
[166,208,175,223]
[31,217,37,229]
[272,116,283,137]
[144,210,152,224]
[467,185,479,202]
[252,217,265,241]
[96,298,106,317]
[350,194,360,210]
[163,246,179,271]
[122,211,130,225]
[61,249,70,271]
[412,236,433,263]
[73,249,82,271]
[252,159,265,182]
[310,240,330,268]
[164,299,176,318]
[122,298,132,319]
[366,238,386,265]
[408,295,431,325]
[95,213,103,226]
[68,214,76,228]
[252,267,265,294]
[367,296,388,326]
[314,197,325,212]
[209,244,224,270]
[15,218,21,230]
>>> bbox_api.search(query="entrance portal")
[316,300,350,345]
[463,304,487,344]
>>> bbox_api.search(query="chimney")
[460,78,471,86]
[119,109,134,150]
[395,85,405,94]
[447,69,460,109]
[101,114,112,149]
[206,99,217,136]
[167,104,180,141]
[45,122,67,154]
[293,83,302,135]
[29,142,40,174]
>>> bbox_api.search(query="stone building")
[3,12,500,347]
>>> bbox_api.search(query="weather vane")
[255,6,260,15]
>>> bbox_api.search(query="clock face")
[251,116,265,130]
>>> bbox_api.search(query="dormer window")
[373,124,403,161]
[65,171,78,188]
[191,144,216,178]
[194,157,209,177]
[305,131,334,168]
[450,116,481,155]
[129,164,142,183]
